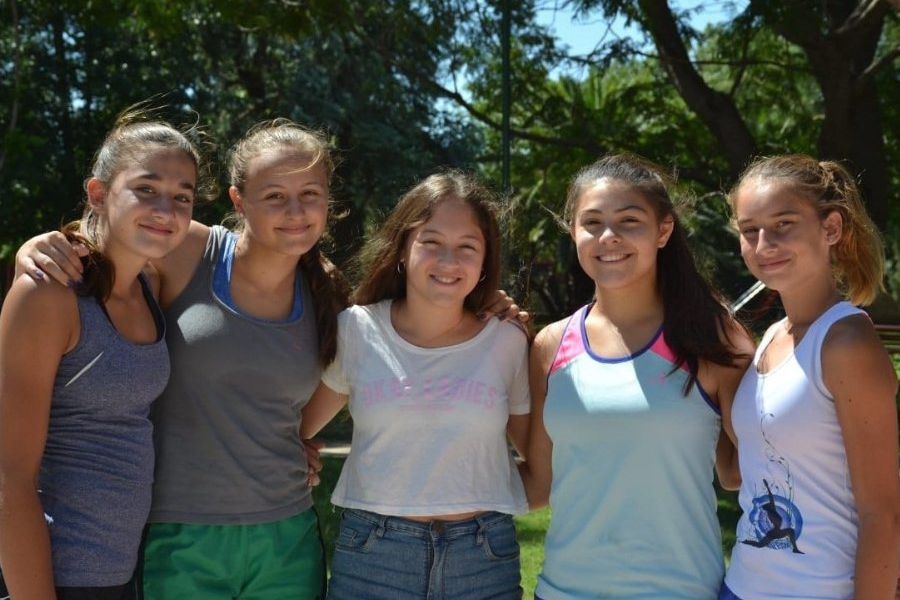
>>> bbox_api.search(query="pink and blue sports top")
[535,304,724,600]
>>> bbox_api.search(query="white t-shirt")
[322,300,531,516]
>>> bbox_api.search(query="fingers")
[478,290,513,320]
[31,232,85,287]
[303,438,324,487]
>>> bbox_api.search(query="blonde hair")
[730,154,885,306]
[227,119,334,192]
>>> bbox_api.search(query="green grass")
[312,456,744,599]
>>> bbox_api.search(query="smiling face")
[570,178,673,292]
[734,179,841,294]
[231,150,329,258]
[89,148,196,260]
[402,198,487,310]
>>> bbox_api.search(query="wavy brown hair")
[67,105,213,302]
[729,154,884,306]
[227,119,349,365]
[353,170,501,313]
[566,153,748,395]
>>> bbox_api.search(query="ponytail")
[817,161,884,306]
[300,244,351,366]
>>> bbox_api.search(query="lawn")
[312,456,742,599]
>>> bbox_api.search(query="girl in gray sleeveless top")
[0,115,202,600]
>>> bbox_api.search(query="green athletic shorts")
[142,509,325,599]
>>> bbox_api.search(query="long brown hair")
[566,153,747,394]
[353,170,501,313]
[729,154,884,306]
[67,105,213,302]
[227,119,349,365]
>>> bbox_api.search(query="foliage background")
[1,0,898,321]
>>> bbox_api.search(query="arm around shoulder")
[150,220,210,306]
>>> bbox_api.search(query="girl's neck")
[99,241,151,300]
[778,276,843,329]
[232,231,299,292]
[391,295,477,348]
[591,276,664,330]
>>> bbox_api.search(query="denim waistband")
[342,508,511,540]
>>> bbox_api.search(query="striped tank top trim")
[549,303,719,414]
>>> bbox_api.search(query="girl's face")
[90,149,196,260]
[402,199,486,310]
[232,151,329,258]
[734,179,841,294]
[571,178,672,292]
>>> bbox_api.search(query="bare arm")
[506,414,529,460]
[714,430,741,491]
[300,381,349,439]
[0,276,78,599]
[702,317,755,491]
[824,315,899,600]
[517,321,564,510]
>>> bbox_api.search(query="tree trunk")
[637,0,757,177]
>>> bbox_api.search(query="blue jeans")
[328,509,522,600]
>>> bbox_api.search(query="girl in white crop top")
[302,171,530,600]
[723,155,898,599]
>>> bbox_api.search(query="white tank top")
[725,301,866,599]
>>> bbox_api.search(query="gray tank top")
[149,225,319,524]
[39,274,168,587]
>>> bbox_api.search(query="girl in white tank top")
[724,155,898,599]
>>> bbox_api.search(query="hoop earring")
[396,261,405,275]
[478,271,486,283]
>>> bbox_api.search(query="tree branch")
[425,76,606,152]
[857,46,900,87]
[836,0,891,39]
[635,0,756,175]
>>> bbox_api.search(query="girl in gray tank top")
[0,113,203,599]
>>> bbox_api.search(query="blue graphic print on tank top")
[725,301,866,599]
[535,304,723,600]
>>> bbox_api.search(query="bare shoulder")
[823,313,892,368]
[3,273,77,314]
[823,313,898,396]
[533,317,569,366]
[1,274,78,346]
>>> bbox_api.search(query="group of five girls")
[0,110,896,600]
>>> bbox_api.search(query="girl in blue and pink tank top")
[0,112,203,599]
[520,154,754,600]
[722,155,898,599]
